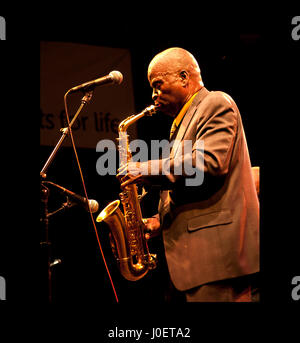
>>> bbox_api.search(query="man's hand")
[143,217,161,240]
[117,161,148,188]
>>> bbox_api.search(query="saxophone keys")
[148,254,157,269]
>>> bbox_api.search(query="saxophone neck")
[118,105,157,132]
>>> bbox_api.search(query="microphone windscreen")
[89,199,99,213]
[109,70,123,85]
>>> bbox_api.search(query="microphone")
[68,70,123,94]
[43,181,99,213]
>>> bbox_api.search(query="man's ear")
[179,70,189,86]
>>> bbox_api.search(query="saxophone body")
[96,105,157,281]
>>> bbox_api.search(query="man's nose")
[152,89,158,101]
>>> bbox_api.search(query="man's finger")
[121,174,143,188]
[117,164,128,176]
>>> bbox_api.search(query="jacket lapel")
[171,87,210,158]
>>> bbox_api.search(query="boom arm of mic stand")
[40,90,93,179]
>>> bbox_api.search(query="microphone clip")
[46,196,76,218]
[81,90,94,105]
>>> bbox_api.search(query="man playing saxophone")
[117,47,259,302]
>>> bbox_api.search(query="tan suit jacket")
[155,87,259,291]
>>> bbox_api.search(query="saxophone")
[96,105,157,281]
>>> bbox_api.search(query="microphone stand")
[39,90,93,303]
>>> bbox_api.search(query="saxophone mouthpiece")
[143,105,157,116]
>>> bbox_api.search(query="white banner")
[40,41,136,148]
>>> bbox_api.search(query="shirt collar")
[173,91,200,128]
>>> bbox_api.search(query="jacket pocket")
[187,209,232,232]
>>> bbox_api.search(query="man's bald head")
[148,47,203,88]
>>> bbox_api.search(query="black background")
[0,6,299,336]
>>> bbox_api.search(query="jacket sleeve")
[194,92,238,177]
[142,92,238,186]
[165,92,238,183]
